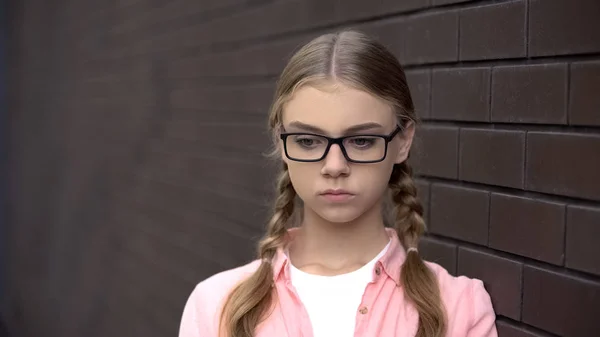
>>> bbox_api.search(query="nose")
[321,144,350,177]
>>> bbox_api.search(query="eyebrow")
[286,121,385,135]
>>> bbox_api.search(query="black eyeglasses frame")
[279,125,403,163]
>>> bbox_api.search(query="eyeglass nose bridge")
[321,137,353,162]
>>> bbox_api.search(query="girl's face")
[280,81,415,224]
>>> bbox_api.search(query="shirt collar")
[271,227,406,286]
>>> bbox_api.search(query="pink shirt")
[179,229,498,337]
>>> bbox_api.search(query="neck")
[288,202,390,275]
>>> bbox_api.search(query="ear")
[394,121,415,164]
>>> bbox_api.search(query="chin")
[312,206,366,224]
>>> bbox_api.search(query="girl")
[179,30,497,337]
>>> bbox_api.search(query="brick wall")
[5,1,600,337]
[0,0,7,328]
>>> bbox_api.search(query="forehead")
[282,82,395,134]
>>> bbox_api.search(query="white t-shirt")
[289,241,391,337]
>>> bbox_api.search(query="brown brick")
[491,64,568,124]
[496,321,549,337]
[489,193,565,265]
[431,67,490,121]
[405,69,431,120]
[457,247,522,320]
[183,154,273,195]
[158,0,433,48]
[526,132,600,201]
[167,37,304,78]
[109,0,249,35]
[164,113,266,140]
[120,225,203,298]
[362,18,407,61]
[430,183,489,245]
[459,129,525,189]
[163,122,269,149]
[566,205,600,276]
[141,176,267,232]
[420,237,456,275]
[113,248,185,332]
[411,125,459,179]
[195,123,271,153]
[529,0,600,57]
[569,61,600,126]
[403,11,458,65]
[170,83,275,112]
[459,1,526,60]
[128,178,261,245]
[174,1,333,46]
[414,179,431,225]
[433,0,469,5]
[523,266,600,337]
[336,0,430,21]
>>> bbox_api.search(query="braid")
[219,166,296,337]
[389,162,446,337]
[259,167,296,260]
[389,162,424,248]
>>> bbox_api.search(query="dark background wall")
[4,1,600,337]
[0,0,6,331]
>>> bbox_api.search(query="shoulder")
[178,260,261,337]
[194,259,262,304]
[425,261,498,336]
[425,261,485,303]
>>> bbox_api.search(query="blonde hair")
[220,30,446,337]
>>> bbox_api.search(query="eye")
[349,137,376,148]
[293,136,324,149]
[298,139,315,147]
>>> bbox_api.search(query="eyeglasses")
[280,126,402,163]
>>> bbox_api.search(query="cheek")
[287,163,318,197]
[358,164,394,196]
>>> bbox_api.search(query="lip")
[319,189,355,202]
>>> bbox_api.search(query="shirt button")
[359,306,368,315]
[375,266,381,276]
